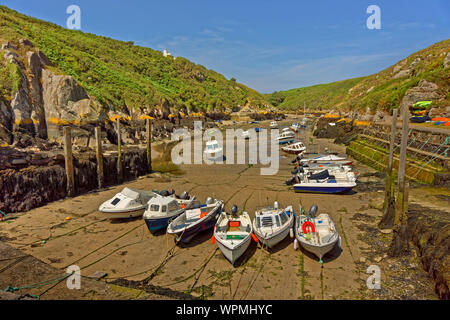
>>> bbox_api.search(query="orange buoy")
[65,216,71,221]
[302,221,315,234]
[211,236,215,244]
[251,233,258,243]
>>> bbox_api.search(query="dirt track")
[0,121,441,299]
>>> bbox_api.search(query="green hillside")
[268,39,450,112]
[0,5,268,112]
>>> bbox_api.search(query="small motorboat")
[300,154,352,166]
[270,121,278,129]
[143,193,197,233]
[167,197,224,244]
[213,205,253,266]
[99,188,159,219]
[291,164,356,177]
[281,141,306,155]
[289,169,357,193]
[204,140,222,155]
[253,202,295,248]
[290,123,301,132]
[276,131,295,145]
[294,205,340,264]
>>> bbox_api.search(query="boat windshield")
[111,198,121,206]
[279,212,288,224]
[150,204,160,212]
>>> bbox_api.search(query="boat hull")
[144,214,181,233]
[296,234,338,260]
[293,184,355,194]
[278,138,295,145]
[216,236,251,265]
[254,219,293,248]
[171,209,221,243]
[99,207,146,219]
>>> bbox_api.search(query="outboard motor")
[179,191,189,200]
[160,190,170,197]
[309,205,318,218]
[231,205,238,217]
[205,197,214,205]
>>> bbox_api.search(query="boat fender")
[289,228,294,238]
[251,233,258,243]
[211,235,215,244]
[293,239,298,250]
[302,221,315,234]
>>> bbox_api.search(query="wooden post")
[383,108,398,213]
[95,126,104,189]
[117,118,123,183]
[146,119,152,173]
[395,108,409,226]
[63,126,75,197]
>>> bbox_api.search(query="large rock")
[400,80,443,112]
[0,101,13,144]
[10,73,35,136]
[27,51,47,139]
[42,69,89,122]
[444,53,450,69]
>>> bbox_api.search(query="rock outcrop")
[400,80,444,112]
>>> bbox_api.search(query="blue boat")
[291,169,356,194]
[167,198,224,243]
[143,195,197,233]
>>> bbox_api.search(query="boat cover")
[121,188,140,200]
[308,170,329,180]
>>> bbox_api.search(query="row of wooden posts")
[382,108,409,228]
[63,119,153,197]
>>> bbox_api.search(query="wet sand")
[0,121,440,299]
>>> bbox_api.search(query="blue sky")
[3,0,449,93]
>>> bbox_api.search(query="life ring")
[302,221,315,234]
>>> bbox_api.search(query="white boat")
[281,127,292,133]
[290,123,301,132]
[294,205,340,263]
[98,187,159,219]
[292,164,356,177]
[270,121,278,129]
[253,202,295,248]
[204,140,222,155]
[143,194,196,233]
[242,130,250,140]
[213,206,253,266]
[281,141,306,155]
[300,154,352,166]
[276,131,295,145]
[167,198,224,243]
[290,169,357,193]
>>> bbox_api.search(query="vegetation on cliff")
[267,39,450,112]
[0,6,268,112]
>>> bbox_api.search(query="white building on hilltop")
[163,49,172,57]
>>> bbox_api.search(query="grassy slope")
[268,39,450,112]
[0,5,268,112]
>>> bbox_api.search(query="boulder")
[0,101,13,144]
[37,50,51,66]
[400,80,443,112]
[1,42,17,51]
[444,53,450,69]
[18,39,33,47]
[373,110,388,122]
[42,69,93,137]
[27,51,47,139]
